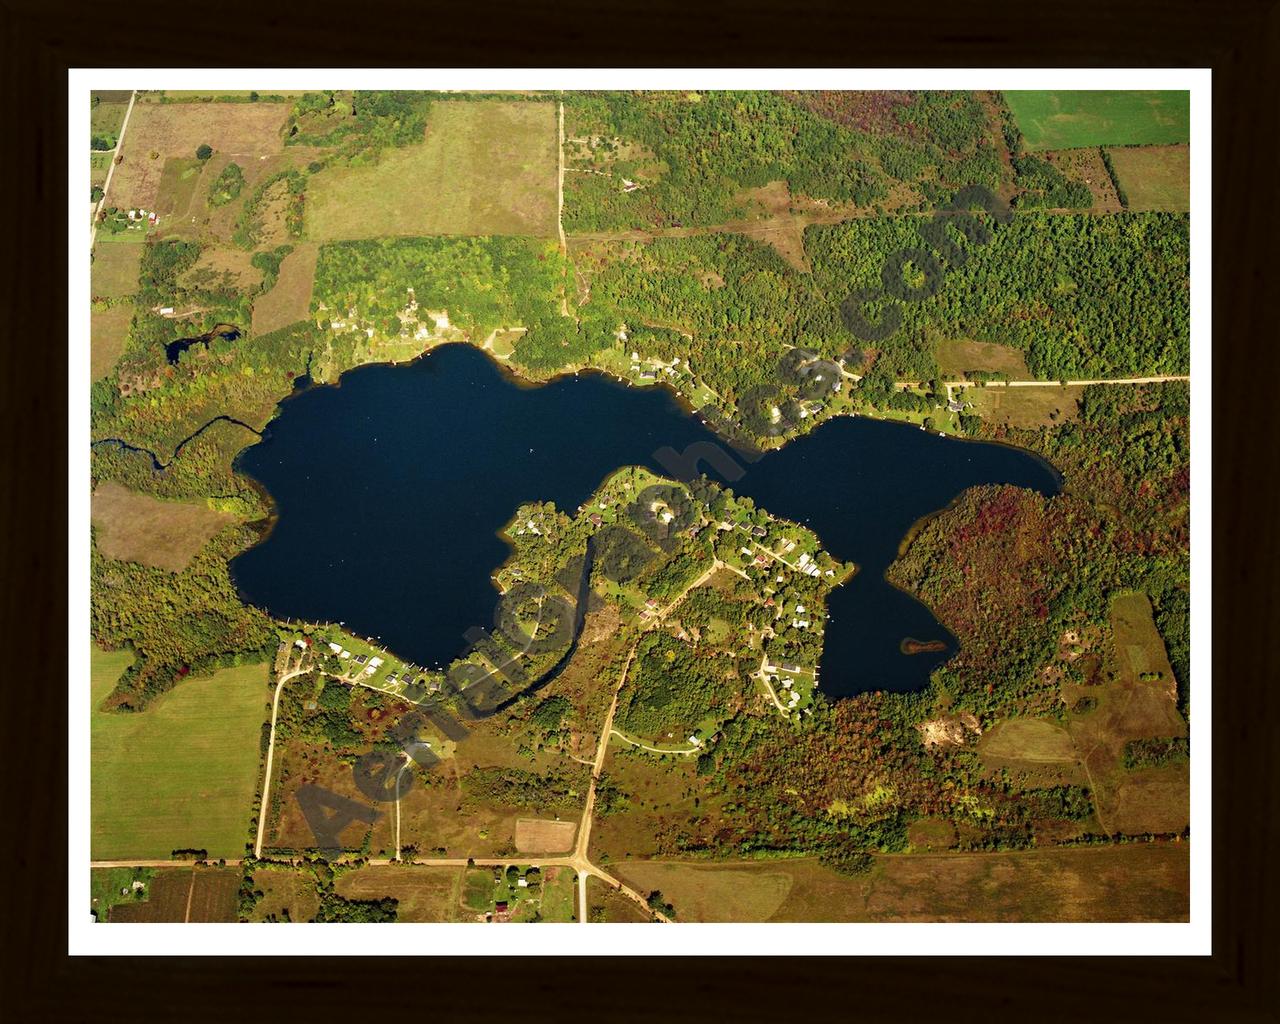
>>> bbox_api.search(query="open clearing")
[614,844,1188,922]
[92,651,270,860]
[91,307,133,381]
[979,718,1078,762]
[181,246,265,295]
[249,868,320,922]
[963,384,1086,427]
[514,817,577,853]
[109,101,290,210]
[155,157,206,218]
[1045,147,1123,212]
[1066,592,1188,834]
[1108,145,1190,212]
[91,240,143,299]
[92,482,241,572]
[334,864,462,922]
[935,339,1031,380]
[305,100,558,240]
[1004,91,1190,150]
[251,242,318,335]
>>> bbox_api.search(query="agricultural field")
[1108,145,1190,212]
[108,101,291,211]
[304,100,558,240]
[251,242,318,335]
[1004,91,1190,150]
[91,651,270,860]
[613,844,1188,922]
[91,482,242,572]
[333,864,462,922]
[935,339,1031,381]
[106,867,195,922]
[91,238,143,299]
[186,867,241,922]
[962,384,1086,427]
[90,306,133,381]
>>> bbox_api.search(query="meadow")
[91,649,270,859]
[613,844,1189,922]
[91,482,241,572]
[304,100,558,240]
[1108,145,1190,211]
[1004,91,1190,150]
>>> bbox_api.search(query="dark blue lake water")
[230,343,1059,698]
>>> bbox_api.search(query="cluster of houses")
[628,349,684,384]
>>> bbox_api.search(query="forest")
[562,90,1006,231]
[807,212,1190,380]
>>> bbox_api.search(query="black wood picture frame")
[3,0,1275,1018]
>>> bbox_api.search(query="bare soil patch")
[514,817,577,853]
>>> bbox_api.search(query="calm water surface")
[230,344,1059,697]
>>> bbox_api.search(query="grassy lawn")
[91,650,271,860]
[90,151,113,188]
[90,865,156,922]
[1108,144,1190,212]
[1004,91,1190,150]
[305,100,558,240]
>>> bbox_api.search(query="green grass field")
[304,100,558,240]
[91,648,270,859]
[1005,91,1190,150]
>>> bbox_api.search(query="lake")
[230,344,1059,698]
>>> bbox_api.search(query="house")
[159,306,175,316]
[639,370,657,380]
[328,642,343,655]
[353,654,368,665]
[645,598,659,609]
[429,680,443,693]
[589,513,603,526]
[753,554,769,566]
[795,604,806,613]
[294,639,306,650]
[751,526,767,537]
[339,650,351,659]
[385,673,398,684]
[369,657,384,668]
[948,398,965,413]
[517,878,528,888]
[687,735,702,747]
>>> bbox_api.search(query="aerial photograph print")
[81,78,1199,941]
